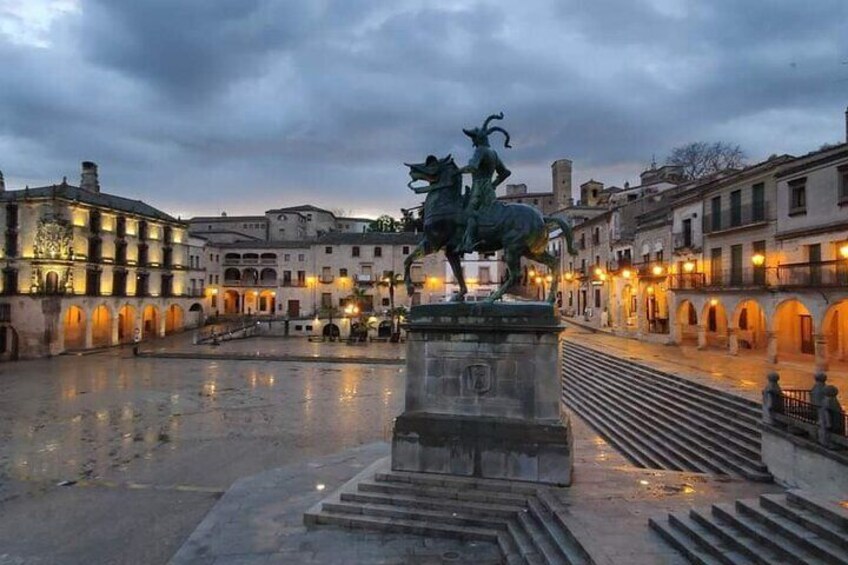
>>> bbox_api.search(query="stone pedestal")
[391,302,572,486]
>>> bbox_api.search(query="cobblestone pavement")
[0,336,405,564]
[564,322,848,408]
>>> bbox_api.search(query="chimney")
[80,161,100,193]
[0,170,5,192]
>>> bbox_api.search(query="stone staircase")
[305,464,593,564]
[650,490,848,564]
[561,340,771,481]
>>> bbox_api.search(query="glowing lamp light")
[710,298,719,306]
[594,267,603,276]
[840,244,848,259]
[564,272,574,281]
[599,273,607,281]
[652,265,664,276]
[528,269,537,279]
[751,253,765,267]
[545,274,553,283]
[621,269,632,279]
[683,261,695,273]
[646,285,655,295]
[535,276,543,284]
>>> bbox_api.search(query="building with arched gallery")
[0,162,209,359]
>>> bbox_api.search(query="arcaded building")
[0,162,209,359]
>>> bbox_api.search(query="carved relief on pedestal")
[462,363,492,395]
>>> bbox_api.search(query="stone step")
[374,470,540,495]
[562,343,762,424]
[321,500,510,531]
[339,491,523,518]
[516,508,565,564]
[662,512,755,565]
[649,514,745,565]
[563,344,761,429]
[307,509,500,543]
[565,375,749,477]
[689,507,784,565]
[527,498,591,565]
[565,358,770,480]
[564,352,762,452]
[561,388,669,470]
[563,341,760,413]
[357,479,529,506]
[565,354,765,463]
[710,502,825,565]
[787,490,848,532]
[735,499,848,563]
[561,356,762,443]
[506,520,546,564]
[760,494,848,549]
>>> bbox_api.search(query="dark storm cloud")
[0,0,846,217]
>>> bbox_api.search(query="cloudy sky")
[1,0,846,219]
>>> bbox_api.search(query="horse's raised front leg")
[445,250,467,302]
[404,241,427,296]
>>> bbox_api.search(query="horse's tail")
[543,216,577,256]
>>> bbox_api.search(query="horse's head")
[405,154,459,192]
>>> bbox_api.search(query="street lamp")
[621,269,632,279]
[751,253,765,267]
[652,265,664,276]
[683,261,695,273]
[840,244,848,259]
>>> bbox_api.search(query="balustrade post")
[766,330,778,363]
[817,385,844,448]
[761,372,782,425]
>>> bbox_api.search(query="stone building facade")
[0,162,209,359]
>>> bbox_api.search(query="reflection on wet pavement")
[0,336,405,564]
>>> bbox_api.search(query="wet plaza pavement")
[0,337,406,564]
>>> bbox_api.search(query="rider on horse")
[457,113,512,254]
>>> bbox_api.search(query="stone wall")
[761,424,848,498]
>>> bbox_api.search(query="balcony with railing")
[704,267,769,289]
[776,260,848,288]
[702,202,769,235]
[669,272,706,290]
[355,274,374,285]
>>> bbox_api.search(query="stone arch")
[822,298,848,363]
[701,299,729,349]
[63,305,86,350]
[0,325,20,361]
[260,253,276,262]
[260,268,277,285]
[241,268,259,285]
[91,304,113,348]
[224,252,240,262]
[733,298,768,352]
[642,282,669,334]
[223,290,240,314]
[142,305,160,339]
[675,299,699,345]
[377,320,392,338]
[322,323,340,339]
[117,304,137,344]
[44,270,61,295]
[165,304,184,334]
[259,289,276,314]
[773,298,814,357]
[224,268,240,284]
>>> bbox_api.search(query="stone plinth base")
[392,411,572,485]
[391,301,572,486]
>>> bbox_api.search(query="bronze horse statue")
[403,154,576,303]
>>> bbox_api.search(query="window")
[592,227,600,245]
[730,244,743,285]
[579,233,586,249]
[85,269,101,296]
[838,165,848,204]
[710,196,721,231]
[284,254,290,261]
[352,246,360,257]
[382,298,390,306]
[2,269,18,295]
[682,218,692,247]
[321,293,332,308]
[789,178,807,214]
[0,303,10,322]
[752,183,765,221]
[340,268,348,277]
[403,246,410,254]
[594,288,601,308]
[655,250,663,263]
[479,266,491,284]
[730,190,742,227]
[710,248,722,285]
[374,246,382,258]
[325,246,332,254]
[298,254,305,262]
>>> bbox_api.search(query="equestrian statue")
[403,113,577,304]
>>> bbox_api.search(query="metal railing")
[669,273,706,289]
[704,267,770,288]
[778,390,818,425]
[777,260,848,288]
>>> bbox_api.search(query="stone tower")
[580,179,604,206]
[551,158,572,210]
[0,170,5,192]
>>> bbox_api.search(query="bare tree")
[665,141,746,180]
